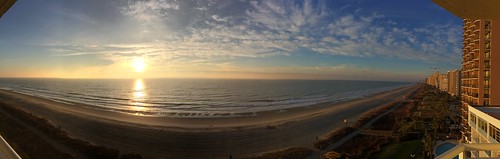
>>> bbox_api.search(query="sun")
[131,57,146,72]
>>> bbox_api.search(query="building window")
[485,20,492,30]
[485,51,491,59]
[486,31,491,39]
[471,113,477,125]
[485,70,491,78]
[478,117,488,133]
[485,60,491,68]
[490,124,500,143]
[486,41,491,49]
[484,99,490,106]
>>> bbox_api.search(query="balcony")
[435,143,500,159]
[472,93,479,98]
[485,21,492,30]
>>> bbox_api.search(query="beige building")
[439,73,449,92]
[461,19,500,107]
[448,69,461,96]
[427,71,440,87]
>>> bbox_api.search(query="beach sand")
[0,85,416,158]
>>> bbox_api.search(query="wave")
[0,79,411,118]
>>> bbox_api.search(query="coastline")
[0,85,417,158]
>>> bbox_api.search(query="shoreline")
[2,84,411,119]
[0,86,413,131]
[0,85,417,158]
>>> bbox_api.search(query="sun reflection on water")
[130,79,147,112]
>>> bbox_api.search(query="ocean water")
[0,78,411,118]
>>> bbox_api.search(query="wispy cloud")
[121,0,179,22]
[41,0,461,77]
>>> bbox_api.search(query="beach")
[0,85,416,158]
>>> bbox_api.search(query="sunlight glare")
[130,79,147,109]
[132,57,146,72]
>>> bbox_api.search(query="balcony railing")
[436,143,500,159]
[472,93,478,98]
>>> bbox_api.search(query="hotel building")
[448,69,461,96]
[439,74,449,92]
[461,18,500,149]
[433,2,500,157]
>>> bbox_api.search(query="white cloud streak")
[47,0,461,68]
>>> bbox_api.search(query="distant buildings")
[448,69,461,96]
[439,74,449,92]
[426,72,439,87]
[425,71,459,96]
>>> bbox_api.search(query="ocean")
[0,78,411,118]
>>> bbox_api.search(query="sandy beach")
[0,85,416,158]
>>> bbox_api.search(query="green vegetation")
[370,140,422,159]
[0,107,74,159]
[314,101,399,150]
[369,84,460,159]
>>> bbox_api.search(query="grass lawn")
[370,139,423,159]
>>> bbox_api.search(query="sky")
[0,0,462,81]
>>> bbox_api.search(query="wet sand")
[0,85,416,158]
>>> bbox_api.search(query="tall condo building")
[432,0,500,158]
[459,18,500,158]
[448,69,461,96]
[439,74,449,92]
[461,19,499,107]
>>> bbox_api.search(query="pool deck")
[434,139,459,157]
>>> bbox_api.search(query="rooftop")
[475,106,500,119]
[0,0,17,18]
[432,0,500,20]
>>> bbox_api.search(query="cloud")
[46,0,461,70]
[246,0,328,32]
[121,0,179,22]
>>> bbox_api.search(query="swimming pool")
[436,142,458,159]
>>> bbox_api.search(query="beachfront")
[0,85,415,158]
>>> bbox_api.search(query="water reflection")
[131,79,147,112]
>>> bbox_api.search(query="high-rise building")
[448,18,500,158]
[447,69,461,96]
[461,19,499,107]
[427,71,440,87]
[461,18,500,145]
[432,1,500,158]
[439,73,449,92]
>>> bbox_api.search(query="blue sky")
[0,0,461,81]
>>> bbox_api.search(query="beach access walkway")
[0,135,21,159]
[306,95,407,159]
